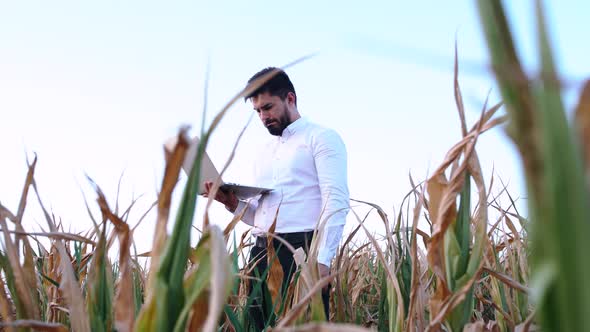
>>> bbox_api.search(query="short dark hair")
[244,67,296,103]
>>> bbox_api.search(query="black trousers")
[247,231,329,331]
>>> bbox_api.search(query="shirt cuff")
[230,200,247,215]
[316,223,345,267]
[317,250,333,267]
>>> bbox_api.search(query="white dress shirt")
[234,117,349,266]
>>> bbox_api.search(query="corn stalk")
[477,1,590,330]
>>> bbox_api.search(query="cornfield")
[1,1,589,331]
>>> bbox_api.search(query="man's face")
[251,92,293,136]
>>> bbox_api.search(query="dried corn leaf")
[273,322,372,331]
[95,186,135,332]
[267,211,284,315]
[0,320,68,332]
[0,272,14,332]
[147,128,189,293]
[32,179,90,332]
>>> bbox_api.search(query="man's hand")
[203,181,239,212]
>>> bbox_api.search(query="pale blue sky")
[1,1,588,251]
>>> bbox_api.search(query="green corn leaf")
[0,250,26,320]
[477,1,590,330]
[86,224,113,332]
[377,263,388,331]
[454,173,471,280]
[172,233,212,332]
[531,1,590,329]
[224,305,243,332]
[399,246,412,317]
[387,274,400,332]
[135,136,208,332]
[443,172,475,330]
[444,229,461,291]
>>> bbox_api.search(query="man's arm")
[203,181,257,225]
[312,129,350,269]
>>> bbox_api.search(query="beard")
[265,105,292,136]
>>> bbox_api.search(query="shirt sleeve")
[232,147,264,226]
[312,129,350,266]
[233,199,259,226]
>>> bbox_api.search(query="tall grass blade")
[0,320,68,331]
[0,252,15,331]
[276,272,336,328]
[31,173,91,331]
[273,322,373,331]
[0,216,33,321]
[146,128,188,290]
[477,0,590,330]
[198,226,233,332]
[12,158,42,321]
[95,184,135,332]
[575,80,590,175]
[407,189,424,332]
[0,161,40,321]
[532,1,590,330]
[266,213,284,318]
[86,221,113,332]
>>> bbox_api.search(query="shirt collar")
[282,117,307,138]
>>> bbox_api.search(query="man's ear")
[286,92,296,106]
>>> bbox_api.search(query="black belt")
[254,231,314,248]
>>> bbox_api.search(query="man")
[204,67,349,329]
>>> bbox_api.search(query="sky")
[1,1,589,254]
